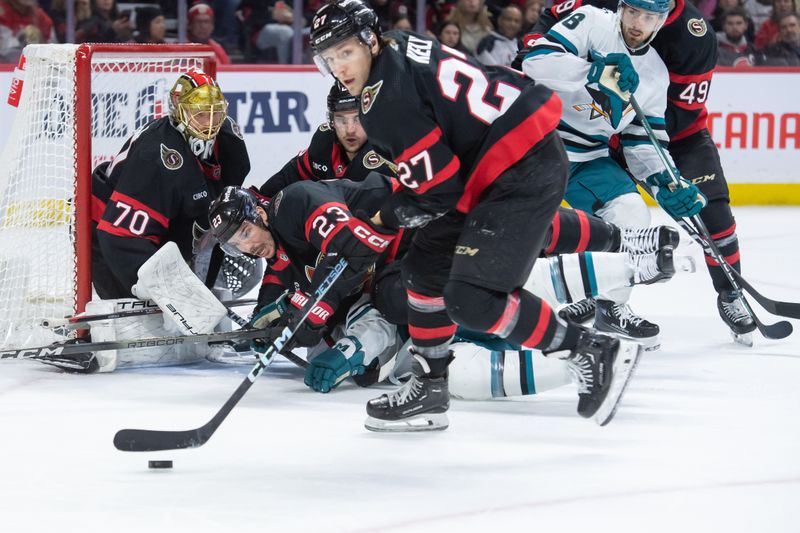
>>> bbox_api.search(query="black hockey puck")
[148,460,173,469]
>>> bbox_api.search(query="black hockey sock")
[406,288,456,358]
[699,199,741,293]
[543,207,621,255]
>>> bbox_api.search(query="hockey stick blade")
[113,257,348,452]
[729,269,800,320]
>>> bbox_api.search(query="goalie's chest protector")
[549,8,669,141]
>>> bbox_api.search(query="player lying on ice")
[207,182,694,426]
[519,0,706,350]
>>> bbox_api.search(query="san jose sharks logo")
[574,86,632,128]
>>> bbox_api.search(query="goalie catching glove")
[646,170,707,218]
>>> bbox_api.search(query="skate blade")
[364,413,449,433]
[731,331,754,347]
[594,340,642,427]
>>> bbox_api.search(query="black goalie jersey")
[359,31,561,230]
[259,123,397,198]
[92,116,250,294]
[531,0,717,141]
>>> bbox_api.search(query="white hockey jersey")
[522,5,673,182]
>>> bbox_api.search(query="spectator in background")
[372,0,415,32]
[134,5,165,44]
[50,0,91,42]
[435,19,470,55]
[237,0,294,63]
[391,13,413,31]
[717,7,761,65]
[447,0,493,54]
[426,0,456,33]
[77,0,132,43]
[755,0,797,48]
[762,12,800,63]
[476,4,521,65]
[0,0,54,62]
[689,0,718,18]
[188,2,229,64]
[745,0,775,30]
[521,0,543,33]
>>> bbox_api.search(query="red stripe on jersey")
[304,202,349,252]
[668,69,714,85]
[664,0,685,27]
[397,127,442,163]
[488,291,520,336]
[711,223,736,240]
[545,210,561,254]
[457,93,561,213]
[522,299,552,348]
[108,191,170,228]
[91,194,106,223]
[262,273,281,285]
[407,289,445,307]
[297,150,313,181]
[576,209,590,252]
[390,177,402,192]
[96,219,161,244]
[409,324,457,341]
[270,246,291,271]
[704,250,740,267]
[521,32,542,48]
[670,108,709,141]
[416,155,461,194]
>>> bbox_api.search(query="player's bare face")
[620,5,664,48]
[319,37,373,96]
[332,110,367,157]
[226,209,275,259]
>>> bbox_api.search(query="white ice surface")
[1,207,799,533]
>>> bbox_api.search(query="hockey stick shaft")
[41,299,258,329]
[629,95,792,339]
[113,257,349,452]
[222,307,308,369]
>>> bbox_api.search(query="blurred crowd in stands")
[0,0,798,66]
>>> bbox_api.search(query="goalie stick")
[112,257,349,452]
[629,95,792,340]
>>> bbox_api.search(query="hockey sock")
[443,280,581,353]
[406,289,456,360]
[699,199,741,293]
[543,208,621,255]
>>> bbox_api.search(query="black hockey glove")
[327,211,397,274]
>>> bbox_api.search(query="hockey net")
[0,44,216,349]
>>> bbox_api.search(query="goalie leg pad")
[132,241,227,335]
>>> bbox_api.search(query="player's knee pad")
[371,262,408,325]
[448,342,571,400]
[595,193,651,229]
[86,298,210,373]
[443,280,506,332]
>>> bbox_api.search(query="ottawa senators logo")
[229,118,244,140]
[687,18,707,37]
[304,252,325,282]
[361,80,383,114]
[362,150,385,169]
[159,143,183,170]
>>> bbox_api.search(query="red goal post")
[0,43,216,349]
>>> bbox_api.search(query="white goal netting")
[0,44,214,349]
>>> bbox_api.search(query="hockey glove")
[646,170,708,218]
[587,50,639,93]
[328,211,397,274]
[249,292,289,354]
[279,290,333,349]
[304,336,370,393]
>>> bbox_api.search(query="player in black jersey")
[522,0,756,343]
[259,81,397,198]
[309,0,642,431]
[91,70,250,299]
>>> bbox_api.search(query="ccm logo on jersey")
[350,221,393,252]
[455,246,479,256]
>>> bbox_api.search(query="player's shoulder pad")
[221,116,245,141]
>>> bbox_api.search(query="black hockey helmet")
[208,186,265,256]
[310,0,380,70]
[327,81,359,127]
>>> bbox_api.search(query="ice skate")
[558,298,596,324]
[559,330,642,424]
[594,299,660,351]
[365,352,450,432]
[620,225,679,255]
[717,290,756,347]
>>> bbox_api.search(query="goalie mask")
[208,187,274,258]
[617,0,670,51]
[169,70,228,141]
